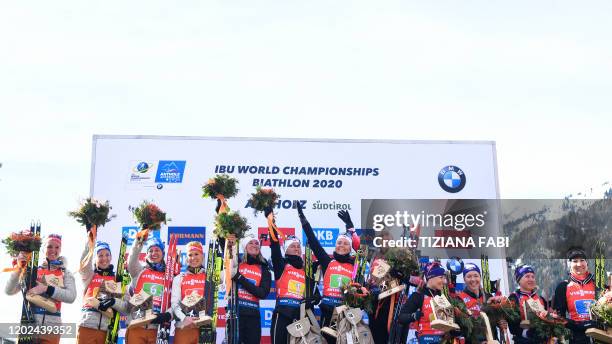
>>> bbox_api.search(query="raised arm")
[127,237,145,279]
[297,203,331,270]
[79,241,94,288]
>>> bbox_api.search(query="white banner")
[91,136,502,343]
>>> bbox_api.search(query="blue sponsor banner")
[260,308,274,328]
[575,300,594,316]
[303,228,339,248]
[122,226,161,246]
[168,226,206,273]
[155,160,186,183]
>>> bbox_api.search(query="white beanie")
[283,236,301,253]
[241,234,259,254]
[335,234,352,248]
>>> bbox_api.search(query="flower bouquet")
[481,296,520,324]
[202,174,239,199]
[249,186,279,215]
[214,211,250,240]
[130,201,169,242]
[341,282,373,314]
[586,291,612,342]
[377,248,419,300]
[2,230,42,257]
[68,198,115,231]
[525,301,569,344]
[69,198,116,270]
[131,201,168,231]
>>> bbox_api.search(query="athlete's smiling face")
[570,258,588,276]
[148,246,163,264]
[464,271,481,293]
[519,272,537,292]
[96,249,111,270]
[427,275,447,291]
[246,240,261,257]
[335,237,351,255]
[46,242,60,261]
[187,250,203,268]
[286,242,302,256]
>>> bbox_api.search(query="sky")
[0,1,611,341]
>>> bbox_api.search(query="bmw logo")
[156,184,163,190]
[136,162,150,173]
[446,257,464,275]
[438,165,466,193]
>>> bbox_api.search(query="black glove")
[232,271,242,282]
[449,329,462,337]
[525,328,541,340]
[390,268,405,281]
[264,206,273,218]
[296,202,307,225]
[215,198,222,213]
[304,296,321,309]
[151,312,172,324]
[44,286,56,298]
[337,210,354,229]
[581,320,597,330]
[409,310,423,322]
[98,298,115,311]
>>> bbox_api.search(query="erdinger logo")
[438,165,466,193]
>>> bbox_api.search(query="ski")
[211,242,223,343]
[105,231,130,344]
[201,238,218,343]
[17,221,41,344]
[595,241,606,296]
[481,254,491,294]
[202,238,223,344]
[156,234,178,344]
[352,229,371,285]
[387,225,413,344]
[225,238,239,344]
[305,231,314,299]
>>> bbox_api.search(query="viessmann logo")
[155,160,186,183]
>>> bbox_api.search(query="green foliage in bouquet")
[590,300,612,328]
[528,311,570,340]
[68,198,116,229]
[481,297,521,326]
[131,201,169,230]
[2,231,42,256]
[449,297,478,342]
[249,186,280,215]
[341,282,373,314]
[202,174,239,199]
[214,211,251,239]
[384,248,419,280]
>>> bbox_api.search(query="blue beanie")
[514,265,535,283]
[94,241,111,256]
[462,263,481,278]
[426,263,446,280]
[146,237,165,255]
